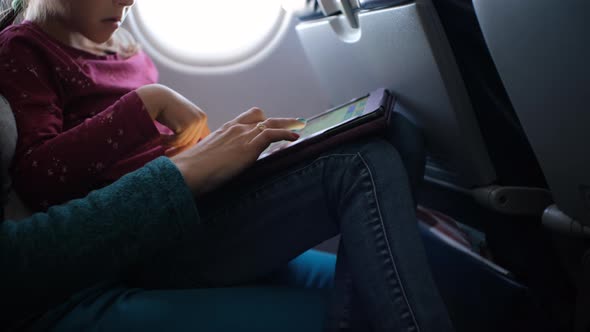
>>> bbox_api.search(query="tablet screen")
[259,96,370,159]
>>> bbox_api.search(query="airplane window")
[129,0,287,71]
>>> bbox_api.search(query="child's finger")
[174,132,192,148]
[200,124,212,139]
[160,134,179,147]
[176,120,206,147]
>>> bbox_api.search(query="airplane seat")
[294,0,537,330]
[295,0,555,217]
[429,0,547,189]
[296,0,497,189]
[430,3,578,329]
[471,0,590,234]
[0,94,33,221]
[472,1,590,330]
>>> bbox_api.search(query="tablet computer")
[251,88,395,174]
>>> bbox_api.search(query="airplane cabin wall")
[125,14,331,130]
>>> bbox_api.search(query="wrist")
[170,154,207,197]
[170,153,221,197]
[136,84,171,120]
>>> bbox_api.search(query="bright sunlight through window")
[130,0,286,70]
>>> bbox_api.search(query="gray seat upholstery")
[0,94,33,220]
[296,0,496,188]
[473,4,590,329]
[473,0,590,229]
[0,95,17,207]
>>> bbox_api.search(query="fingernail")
[292,133,300,140]
[296,118,307,123]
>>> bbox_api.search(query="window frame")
[127,3,291,74]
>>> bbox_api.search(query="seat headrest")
[0,95,17,208]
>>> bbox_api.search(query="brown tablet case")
[244,89,396,178]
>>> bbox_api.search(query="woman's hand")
[170,107,305,196]
[136,84,210,156]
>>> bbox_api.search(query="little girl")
[0,1,456,331]
[0,0,212,210]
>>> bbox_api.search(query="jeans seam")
[356,152,421,332]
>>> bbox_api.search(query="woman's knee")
[321,138,410,195]
[343,138,407,176]
[355,135,424,194]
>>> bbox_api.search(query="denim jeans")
[31,115,454,331]
[130,135,453,332]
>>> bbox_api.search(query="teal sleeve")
[0,157,200,323]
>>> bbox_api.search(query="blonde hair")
[1,0,140,58]
[24,0,62,22]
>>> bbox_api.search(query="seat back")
[0,95,16,209]
[473,0,590,226]
[296,0,496,188]
[431,0,547,189]
[0,94,33,220]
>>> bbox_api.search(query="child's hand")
[157,94,211,157]
[170,107,302,196]
[136,84,210,156]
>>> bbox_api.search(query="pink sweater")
[0,21,170,211]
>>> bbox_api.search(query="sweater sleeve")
[0,157,200,325]
[0,36,161,211]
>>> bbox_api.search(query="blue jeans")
[129,136,453,331]
[35,133,454,331]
